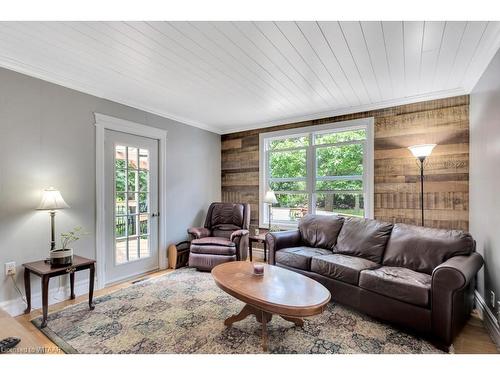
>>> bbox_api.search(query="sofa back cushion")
[299,214,344,249]
[333,217,393,263]
[382,223,474,274]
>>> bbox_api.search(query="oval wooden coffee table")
[211,261,331,351]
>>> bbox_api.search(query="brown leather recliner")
[188,202,250,271]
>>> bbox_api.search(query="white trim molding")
[475,290,500,350]
[258,117,374,229]
[94,113,168,289]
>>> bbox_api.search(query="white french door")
[104,129,159,284]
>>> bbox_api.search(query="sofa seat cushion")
[333,217,393,263]
[190,237,236,256]
[382,223,474,274]
[275,247,331,271]
[359,266,431,307]
[311,254,379,285]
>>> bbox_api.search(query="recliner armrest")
[230,229,249,242]
[187,226,211,239]
[266,230,302,265]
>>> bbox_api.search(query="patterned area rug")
[32,268,444,354]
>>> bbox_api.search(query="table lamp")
[37,187,69,250]
[263,189,278,231]
[408,144,436,226]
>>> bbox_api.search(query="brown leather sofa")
[266,214,483,349]
[188,202,250,271]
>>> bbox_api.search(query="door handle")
[151,212,160,217]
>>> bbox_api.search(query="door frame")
[94,113,168,289]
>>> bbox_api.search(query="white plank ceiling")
[1,21,499,134]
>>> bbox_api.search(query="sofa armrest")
[432,253,484,290]
[431,253,484,346]
[231,230,249,261]
[266,230,301,265]
[187,227,211,239]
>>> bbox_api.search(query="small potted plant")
[50,226,88,267]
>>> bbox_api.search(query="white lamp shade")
[408,144,436,158]
[263,190,278,204]
[37,188,70,210]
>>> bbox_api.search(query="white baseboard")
[0,279,91,317]
[475,290,500,350]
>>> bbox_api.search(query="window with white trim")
[259,119,374,228]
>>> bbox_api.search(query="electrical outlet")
[490,290,496,308]
[4,262,16,276]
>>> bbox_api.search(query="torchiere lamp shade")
[37,187,70,210]
[408,144,436,159]
[263,190,278,204]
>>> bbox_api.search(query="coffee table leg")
[224,304,255,327]
[281,315,304,327]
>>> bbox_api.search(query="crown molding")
[0,56,222,134]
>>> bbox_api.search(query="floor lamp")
[408,144,436,226]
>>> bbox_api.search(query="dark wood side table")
[249,232,268,263]
[23,255,96,328]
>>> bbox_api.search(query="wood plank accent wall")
[221,95,469,232]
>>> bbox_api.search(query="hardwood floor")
[2,254,498,354]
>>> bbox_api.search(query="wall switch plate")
[490,290,496,308]
[5,262,16,276]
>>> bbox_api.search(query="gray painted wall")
[0,67,221,304]
[470,48,500,317]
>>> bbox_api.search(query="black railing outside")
[115,216,148,237]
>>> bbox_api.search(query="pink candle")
[253,264,264,275]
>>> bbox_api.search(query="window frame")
[259,118,374,229]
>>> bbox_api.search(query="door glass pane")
[115,145,127,168]
[128,215,137,236]
[316,192,364,217]
[140,214,148,235]
[139,192,148,213]
[139,149,149,170]
[127,170,138,192]
[127,147,138,169]
[129,237,139,261]
[139,170,149,192]
[115,238,127,264]
[140,235,150,257]
[115,193,126,215]
[127,193,138,215]
[115,216,127,238]
[114,144,152,265]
